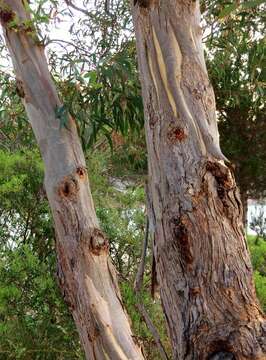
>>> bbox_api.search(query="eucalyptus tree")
[132,0,266,359]
[204,0,266,225]
[0,1,144,359]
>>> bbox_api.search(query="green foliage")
[0,148,168,359]
[0,150,83,359]
[218,0,265,18]
[248,237,266,274]
[247,236,266,312]
[121,284,171,359]
[254,271,266,312]
[0,72,33,151]
[205,1,266,201]
[0,150,53,256]
[57,46,144,149]
[86,148,146,275]
[109,132,147,177]
[0,245,83,360]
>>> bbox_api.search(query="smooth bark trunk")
[132,1,266,359]
[0,1,144,359]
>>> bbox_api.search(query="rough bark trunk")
[132,1,266,359]
[0,1,144,359]
[240,191,248,230]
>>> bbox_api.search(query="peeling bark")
[132,1,266,359]
[0,1,144,359]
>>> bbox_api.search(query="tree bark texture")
[240,191,248,230]
[132,1,266,359]
[0,1,144,359]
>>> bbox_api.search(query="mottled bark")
[0,1,144,359]
[132,1,266,359]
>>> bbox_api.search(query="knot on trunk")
[81,228,109,256]
[57,167,87,199]
[58,175,79,198]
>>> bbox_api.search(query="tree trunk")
[132,1,266,359]
[0,1,144,359]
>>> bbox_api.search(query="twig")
[134,217,149,293]
[134,216,169,360]
[64,0,94,19]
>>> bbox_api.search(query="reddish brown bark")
[132,1,266,359]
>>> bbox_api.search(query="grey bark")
[0,1,144,359]
[132,1,266,359]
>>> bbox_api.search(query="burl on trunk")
[132,1,266,359]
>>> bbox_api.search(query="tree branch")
[134,216,169,360]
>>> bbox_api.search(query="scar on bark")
[90,228,108,255]
[58,167,87,198]
[76,166,86,179]
[16,79,25,98]
[87,323,100,343]
[58,175,79,198]
[167,125,187,143]
[147,102,159,128]
[206,161,234,200]
[81,228,109,256]
[171,217,193,264]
